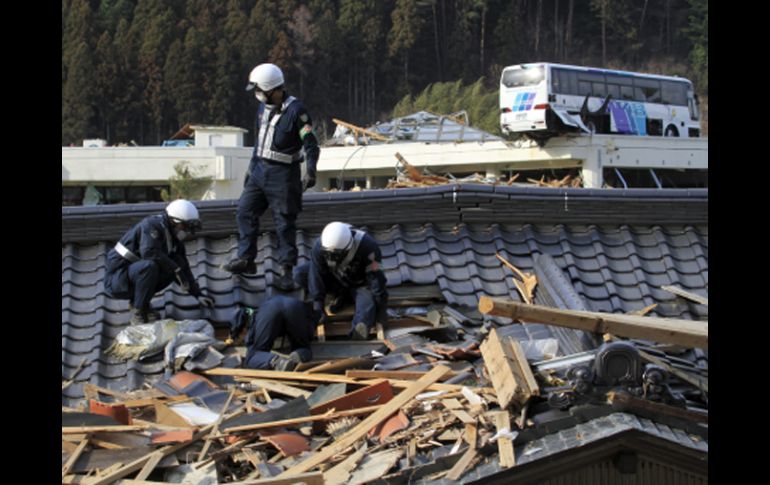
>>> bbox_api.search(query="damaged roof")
[62,184,707,481]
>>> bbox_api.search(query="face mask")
[255,92,267,103]
[174,228,191,241]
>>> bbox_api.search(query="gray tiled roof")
[62,186,708,407]
[417,412,707,485]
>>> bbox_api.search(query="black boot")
[222,257,257,275]
[270,351,301,372]
[129,307,160,325]
[275,265,295,291]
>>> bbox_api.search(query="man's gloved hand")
[174,268,190,293]
[198,294,215,309]
[302,169,316,191]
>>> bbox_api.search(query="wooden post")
[479,296,708,349]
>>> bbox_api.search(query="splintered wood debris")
[63,293,708,483]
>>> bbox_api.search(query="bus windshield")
[501,66,544,88]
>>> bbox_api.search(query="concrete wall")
[61,135,709,199]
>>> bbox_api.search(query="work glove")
[174,268,190,293]
[302,169,316,191]
[198,294,215,309]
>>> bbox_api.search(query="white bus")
[499,62,701,143]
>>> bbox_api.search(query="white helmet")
[246,63,284,92]
[321,222,353,257]
[166,199,201,231]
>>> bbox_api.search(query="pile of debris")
[63,264,708,484]
[384,153,582,190]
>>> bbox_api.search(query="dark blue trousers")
[104,260,174,310]
[236,160,302,267]
[293,263,379,336]
[244,295,314,369]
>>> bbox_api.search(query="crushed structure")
[63,184,708,484]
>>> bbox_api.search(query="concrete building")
[61,124,708,205]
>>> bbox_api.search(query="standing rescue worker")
[104,200,215,324]
[222,63,320,292]
[294,222,388,340]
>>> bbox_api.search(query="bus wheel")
[664,125,679,137]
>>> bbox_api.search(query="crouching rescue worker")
[222,62,320,292]
[294,222,388,340]
[238,295,316,371]
[104,199,215,324]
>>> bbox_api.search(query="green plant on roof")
[161,161,213,201]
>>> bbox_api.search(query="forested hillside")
[62,0,708,145]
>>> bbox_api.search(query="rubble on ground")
[62,262,708,484]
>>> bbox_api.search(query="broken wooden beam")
[492,411,515,468]
[222,405,383,434]
[278,366,452,477]
[479,296,708,349]
[332,118,390,142]
[62,425,148,434]
[61,438,89,478]
[661,285,708,306]
[480,328,540,409]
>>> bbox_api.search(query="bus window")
[634,78,662,103]
[661,80,688,105]
[592,81,607,97]
[606,84,620,99]
[552,68,579,95]
[502,66,545,88]
[620,85,635,100]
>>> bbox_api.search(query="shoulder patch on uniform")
[300,113,309,123]
[150,229,160,239]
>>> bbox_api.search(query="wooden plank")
[323,444,367,484]
[62,438,89,478]
[508,338,541,396]
[134,450,164,481]
[305,357,372,374]
[661,285,708,306]
[464,423,478,448]
[445,447,479,481]
[608,391,708,424]
[278,365,451,477]
[198,390,236,460]
[204,367,477,393]
[248,379,312,398]
[346,370,456,381]
[441,401,475,424]
[479,297,708,349]
[85,418,223,485]
[62,425,148,434]
[222,405,382,434]
[333,118,390,142]
[480,328,536,409]
[492,411,515,468]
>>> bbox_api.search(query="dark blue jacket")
[105,214,199,295]
[308,230,387,306]
[251,93,320,171]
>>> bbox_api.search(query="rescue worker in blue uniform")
[222,63,320,292]
[234,294,316,371]
[104,200,215,325]
[294,222,388,340]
